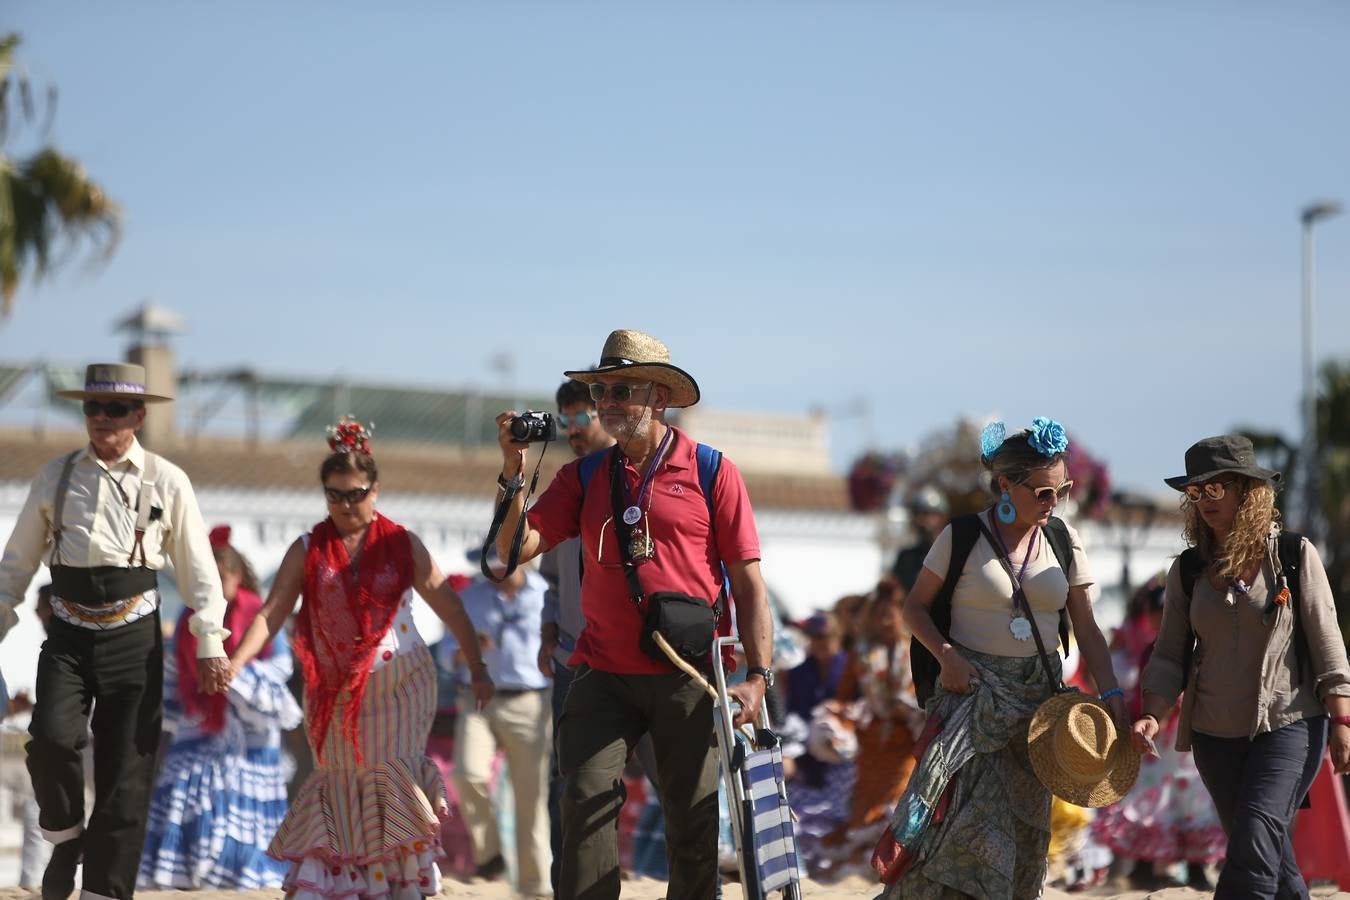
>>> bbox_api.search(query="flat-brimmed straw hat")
[563,329,700,409]
[56,362,172,403]
[1164,435,1282,491]
[1027,693,1139,808]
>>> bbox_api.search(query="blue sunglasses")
[557,411,595,429]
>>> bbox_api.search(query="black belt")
[493,687,548,697]
[50,565,157,606]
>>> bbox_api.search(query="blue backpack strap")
[577,446,611,494]
[695,443,731,602]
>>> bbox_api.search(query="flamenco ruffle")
[283,842,441,900]
[138,739,291,889]
[270,756,447,900]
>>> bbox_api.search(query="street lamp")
[1300,201,1342,541]
[1111,490,1159,601]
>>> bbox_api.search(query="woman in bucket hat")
[874,419,1134,899]
[1133,435,1350,899]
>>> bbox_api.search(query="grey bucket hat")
[1164,435,1282,491]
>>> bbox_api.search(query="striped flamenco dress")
[272,515,449,900]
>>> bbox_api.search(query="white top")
[923,516,1094,658]
[0,438,228,655]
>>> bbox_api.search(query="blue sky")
[3,2,1348,492]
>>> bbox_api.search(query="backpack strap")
[1178,547,1205,681]
[909,513,981,707]
[694,443,730,607]
[577,446,611,494]
[48,450,82,567]
[1043,516,1075,658]
[1277,530,1307,683]
[129,452,158,567]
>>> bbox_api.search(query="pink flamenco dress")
[1091,643,1227,870]
[272,514,448,900]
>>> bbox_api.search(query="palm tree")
[0,33,120,317]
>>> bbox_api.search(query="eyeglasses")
[1020,480,1074,503]
[82,399,141,419]
[323,485,373,505]
[557,411,595,429]
[1184,480,1235,503]
[588,382,651,403]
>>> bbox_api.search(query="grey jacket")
[1143,534,1350,751]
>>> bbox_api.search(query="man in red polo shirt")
[491,329,772,900]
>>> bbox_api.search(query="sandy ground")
[1,881,1348,900]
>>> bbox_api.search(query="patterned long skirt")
[271,647,448,900]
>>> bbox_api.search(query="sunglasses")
[1020,480,1074,503]
[557,411,595,429]
[1184,480,1235,503]
[82,399,141,419]
[588,382,651,403]
[323,485,373,506]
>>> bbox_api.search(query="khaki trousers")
[451,686,553,895]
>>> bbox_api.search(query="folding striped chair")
[712,636,803,900]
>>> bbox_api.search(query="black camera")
[509,411,557,443]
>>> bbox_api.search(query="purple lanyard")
[623,426,673,512]
[987,512,1037,614]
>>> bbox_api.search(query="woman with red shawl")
[139,525,302,889]
[230,420,494,900]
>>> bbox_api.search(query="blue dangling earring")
[997,490,1017,524]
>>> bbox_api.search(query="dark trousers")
[555,664,718,900]
[27,615,164,900]
[548,659,576,893]
[1192,716,1328,900]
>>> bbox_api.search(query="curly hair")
[1181,477,1280,581]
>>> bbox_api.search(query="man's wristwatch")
[747,666,775,689]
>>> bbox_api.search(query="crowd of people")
[2,343,1349,900]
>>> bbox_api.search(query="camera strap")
[480,441,551,583]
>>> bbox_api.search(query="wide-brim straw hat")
[55,362,172,403]
[1027,692,1139,808]
[1164,434,1281,490]
[563,329,700,409]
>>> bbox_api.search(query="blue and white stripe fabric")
[738,743,802,896]
[138,635,303,890]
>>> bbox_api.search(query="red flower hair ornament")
[326,416,374,456]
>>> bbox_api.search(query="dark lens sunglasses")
[324,485,373,505]
[588,382,650,403]
[557,411,595,429]
[82,399,140,418]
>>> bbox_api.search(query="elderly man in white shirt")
[0,363,229,900]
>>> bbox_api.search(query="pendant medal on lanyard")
[988,514,1038,641]
[621,429,672,564]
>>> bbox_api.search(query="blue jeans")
[548,660,575,894]
[1191,716,1328,900]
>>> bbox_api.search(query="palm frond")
[0,148,120,316]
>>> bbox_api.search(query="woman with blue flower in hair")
[875,418,1133,899]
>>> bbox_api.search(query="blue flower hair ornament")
[980,421,1006,459]
[1027,416,1069,457]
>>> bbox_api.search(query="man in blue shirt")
[451,551,552,898]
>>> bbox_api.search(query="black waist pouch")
[51,565,158,606]
[641,591,717,664]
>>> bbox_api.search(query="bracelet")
[1098,687,1124,702]
[497,471,523,490]
[1140,713,1159,723]
[1333,715,1350,729]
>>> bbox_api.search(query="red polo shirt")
[527,426,761,674]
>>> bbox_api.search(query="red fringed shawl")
[294,513,414,762]
[175,587,267,734]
